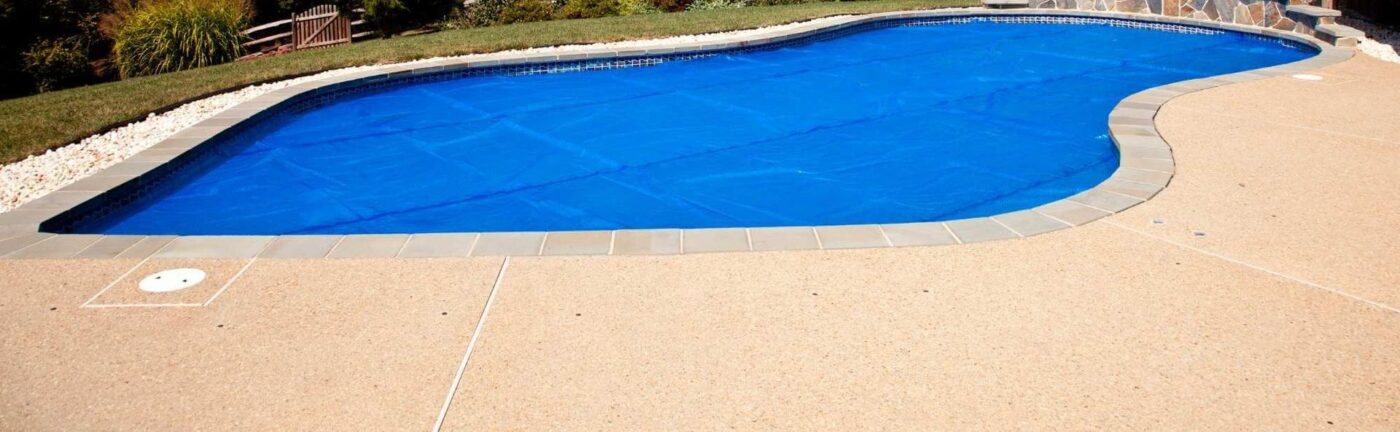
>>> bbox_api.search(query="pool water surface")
[72,17,1315,235]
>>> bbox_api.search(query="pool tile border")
[0,9,1353,259]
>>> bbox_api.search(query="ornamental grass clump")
[111,0,249,78]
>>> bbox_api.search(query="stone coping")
[0,8,1353,260]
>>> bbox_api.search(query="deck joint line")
[202,240,272,307]
[1104,220,1399,315]
[69,237,103,258]
[322,236,348,259]
[1068,200,1118,215]
[1100,188,1148,201]
[942,223,963,244]
[432,256,510,432]
[106,237,146,258]
[394,235,414,258]
[466,234,481,256]
[2,235,56,258]
[876,225,894,247]
[990,217,1024,238]
[81,239,174,308]
[1032,209,1077,227]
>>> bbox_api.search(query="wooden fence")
[243,5,375,55]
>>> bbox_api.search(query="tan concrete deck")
[2,55,1397,430]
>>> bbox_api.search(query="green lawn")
[0,0,976,164]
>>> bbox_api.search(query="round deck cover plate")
[139,268,207,293]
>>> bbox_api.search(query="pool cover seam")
[0,9,1354,259]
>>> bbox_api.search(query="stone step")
[1315,23,1365,47]
[1286,5,1342,25]
[982,0,1030,9]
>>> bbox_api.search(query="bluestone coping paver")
[1069,189,1147,213]
[1119,157,1176,173]
[155,236,272,259]
[0,234,56,257]
[72,236,147,259]
[1113,167,1174,186]
[3,235,102,259]
[541,231,612,256]
[261,236,344,259]
[114,236,175,259]
[749,227,820,251]
[881,222,959,247]
[398,233,479,258]
[814,225,889,249]
[1098,178,1165,200]
[326,234,410,259]
[682,228,750,254]
[612,230,682,255]
[993,211,1072,237]
[1035,201,1113,226]
[472,232,547,256]
[945,218,1021,243]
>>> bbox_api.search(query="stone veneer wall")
[1030,0,1331,36]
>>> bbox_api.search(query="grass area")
[0,0,975,165]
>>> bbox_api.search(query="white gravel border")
[1338,16,1400,64]
[0,14,871,213]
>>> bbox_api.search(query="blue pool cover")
[74,17,1314,235]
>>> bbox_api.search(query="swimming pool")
[63,16,1315,235]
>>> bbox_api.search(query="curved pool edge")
[0,8,1355,259]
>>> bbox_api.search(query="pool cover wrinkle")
[71,19,1314,235]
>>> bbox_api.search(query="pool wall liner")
[0,8,1355,259]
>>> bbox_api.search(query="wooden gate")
[292,5,352,50]
[242,6,371,55]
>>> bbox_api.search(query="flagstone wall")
[1029,0,1330,35]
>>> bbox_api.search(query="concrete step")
[983,0,1030,8]
[1315,23,1364,47]
[1286,5,1342,25]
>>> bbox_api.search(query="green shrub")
[111,0,248,78]
[443,0,507,28]
[21,37,91,92]
[554,0,619,19]
[363,0,458,35]
[617,0,661,15]
[686,0,746,10]
[748,0,815,5]
[496,0,554,24]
